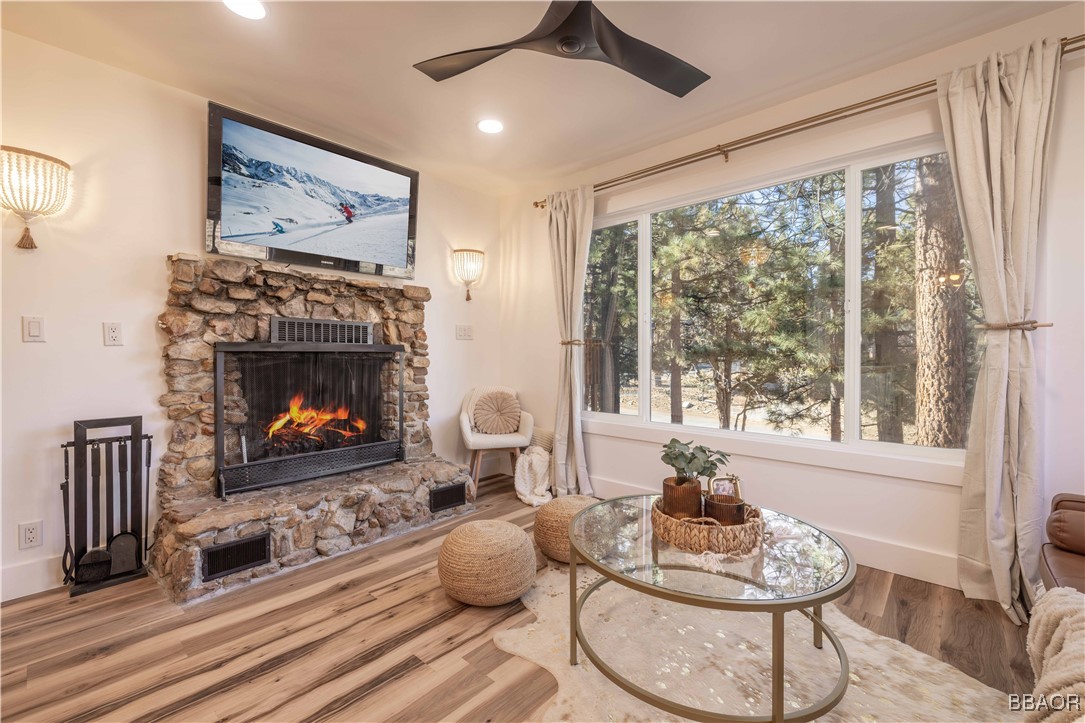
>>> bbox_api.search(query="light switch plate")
[455,324,474,341]
[21,316,45,343]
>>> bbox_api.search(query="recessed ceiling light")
[477,119,504,134]
[224,0,266,20]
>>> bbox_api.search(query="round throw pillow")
[474,391,521,435]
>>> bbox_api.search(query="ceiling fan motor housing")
[558,36,584,55]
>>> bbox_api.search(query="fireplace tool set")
[60,416,152,596]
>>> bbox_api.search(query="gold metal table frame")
[568,495,857,723]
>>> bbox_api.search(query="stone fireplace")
[151,253,474,602]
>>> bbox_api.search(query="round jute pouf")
[438,520,536,606]
[534,495,597,563]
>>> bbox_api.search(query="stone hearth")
[151,253,473,602]
[151,459,472,602]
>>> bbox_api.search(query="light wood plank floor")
[2,475,1031,722]
[1,477,555,723]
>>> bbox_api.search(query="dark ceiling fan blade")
[414,2,578,81]
[413,1,710,97]
[413,47,513,82]
[512,1,581,44]
[590,4,710,98]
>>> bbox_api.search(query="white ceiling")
[2,1,1065,189]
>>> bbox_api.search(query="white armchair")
[460,386,534,483]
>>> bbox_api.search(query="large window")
[582,149,980,452]
[584,220,639,415]
[860,154,983,448]
[650,171,845,439]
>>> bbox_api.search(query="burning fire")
[265,393,367,445]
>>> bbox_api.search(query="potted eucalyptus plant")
[659,439,730,518]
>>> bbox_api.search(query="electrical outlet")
[455,324,474,341]
[103,322,123,346]
[18,521,42,549]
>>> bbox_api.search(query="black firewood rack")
[60,416,153,597]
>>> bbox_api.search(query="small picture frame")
[710,475,741,498]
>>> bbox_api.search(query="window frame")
[584,134,969,481]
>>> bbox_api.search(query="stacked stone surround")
[151,459,473,602]
[151,253,473,603]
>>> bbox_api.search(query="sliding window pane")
[860,153,982,448]
[650,171,846,440]
[584,221,639,415]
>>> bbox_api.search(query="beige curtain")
[938,38,1062,624]
[547,186,594,496]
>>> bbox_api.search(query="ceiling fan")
[413,1,710,98]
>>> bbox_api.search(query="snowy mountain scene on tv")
[219,119,412,268]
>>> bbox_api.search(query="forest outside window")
[582,148,982,452]
[860,153,982,449]
[584,220,639,415]
[651,171,845,440]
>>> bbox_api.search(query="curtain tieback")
[975,320,1054,331]
[559,339,585,346]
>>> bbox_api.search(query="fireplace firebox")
[214,341,405,497]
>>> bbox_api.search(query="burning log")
[264,393,367,455]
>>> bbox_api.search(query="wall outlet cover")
[103,322,123,346]
[18,521,43,549]
[455,324,474,341]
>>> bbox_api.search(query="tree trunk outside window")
[669,265,684,424]
[871,166,905,443]
[913,154,968,447]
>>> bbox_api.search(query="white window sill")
[582,414,966,487]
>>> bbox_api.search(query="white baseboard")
[2,555,64,602]
[589,475,960,591]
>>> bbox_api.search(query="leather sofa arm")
[1052,493,1085,514]
[1048,507,1085,556]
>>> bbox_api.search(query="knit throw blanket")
[514,446,553,507]
[1026,587,1085,722]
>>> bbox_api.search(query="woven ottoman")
[438,520,536,606]
[534,495,597,563]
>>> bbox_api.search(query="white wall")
[0,32,503,601]
[498,5,1085,589]
[1035,46,1085,515]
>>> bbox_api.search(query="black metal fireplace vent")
[271,317,374,344]
[430,482,468,513]
[202,532,271,581]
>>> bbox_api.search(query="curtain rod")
[532,33,1084,208]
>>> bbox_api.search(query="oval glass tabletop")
[570,495,852,604]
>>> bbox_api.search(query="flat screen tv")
[206,103,419,278]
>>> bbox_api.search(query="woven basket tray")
[651,498,764,556]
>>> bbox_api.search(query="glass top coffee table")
[568,495,856,723]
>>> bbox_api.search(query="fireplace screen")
[215,344,404,496]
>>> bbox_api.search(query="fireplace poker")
[144,436,152,556]
[60,445,74,585]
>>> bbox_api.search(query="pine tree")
[913,154,968,447]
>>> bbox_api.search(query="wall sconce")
[452,248,485,301]
[0,146,73,250]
